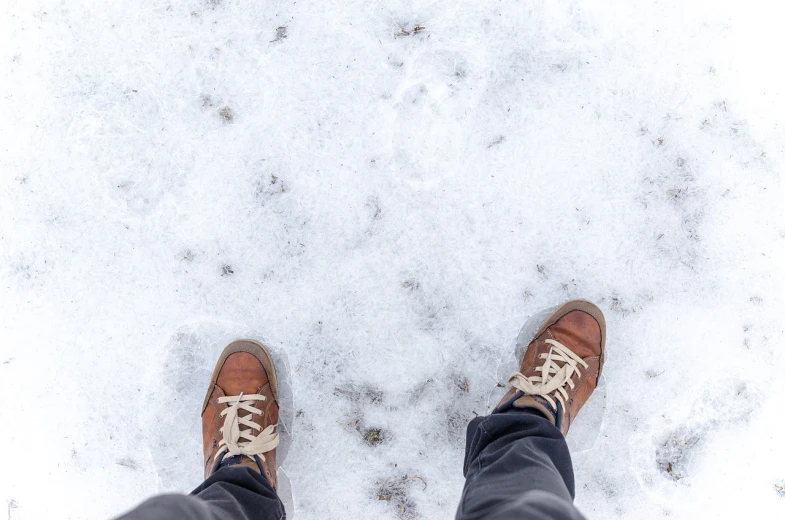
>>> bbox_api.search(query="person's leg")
[115,340,286,520]
[456,300,606,520]
[456,410,584,520]
[116,465,283,520]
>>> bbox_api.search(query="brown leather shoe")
[495,299,606,435]
[201,340,281,487]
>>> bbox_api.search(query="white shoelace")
[508,339,590,411]
[213,393,279,464]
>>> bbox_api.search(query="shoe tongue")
[512,395,557,425]
[216,454,262,474]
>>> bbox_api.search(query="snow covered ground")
[2,0,784,518]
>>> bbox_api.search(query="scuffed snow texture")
[1,0,784,519]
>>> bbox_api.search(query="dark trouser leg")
[456,410,586,520]
[115,466,285,520]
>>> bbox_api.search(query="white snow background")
[1,0,784,518]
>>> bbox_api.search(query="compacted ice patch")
[139,322,295,512]
[455,309,608,454]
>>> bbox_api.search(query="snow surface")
[2,0,785,518]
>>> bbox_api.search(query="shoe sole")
[529,299,607,381]
[201,339,280,413]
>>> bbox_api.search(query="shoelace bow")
[213,393,279,463]
[508,339,590,411]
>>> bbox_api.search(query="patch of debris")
[401,279,421,291]
[367,195,382,220]
[218,106,234,122]
[257,173,288,199]
[374,474,425,519]
[395,24,426,38]
[221,264,234,276]
[487,135,505,149]
[336,410,388,447]
[269,174,286,192]
[656,426,702,482]
[363,427,386,447]
[271,26,287,42]
[334,384,384,405]
[116,458,138,470]
[451,373,470,393]
[608,295,641,317]
[666,188,686,201]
